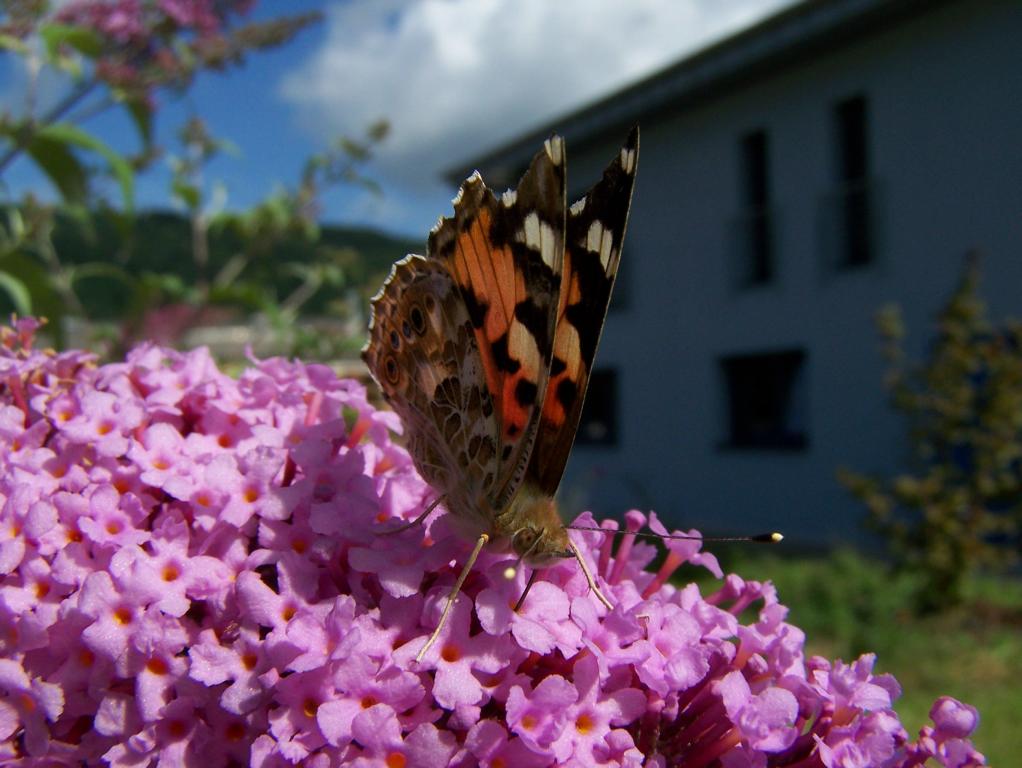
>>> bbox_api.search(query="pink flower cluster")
[0,318,986,766]
[55,0,247,44]
[56,0,248,44]
[53,0,255,91]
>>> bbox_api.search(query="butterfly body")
[364,256,572,567]
[363,129,638,603]
[494,481,572,566]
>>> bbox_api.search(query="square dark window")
[720,350,807,450]
[576,369,618,446]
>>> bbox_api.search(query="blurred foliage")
[0,2,404,359]
[839,256,1022,613]
[8,203,418,352]
[147,115,396,359]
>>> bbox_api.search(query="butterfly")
[362,127,638,661]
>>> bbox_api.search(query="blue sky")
[1,0,795,237]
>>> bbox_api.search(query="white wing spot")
[600,238,613,269]
[539,221,556,268]
[517,212,557,268]
[502,189,517,207]
[606,247,618,270]
[586,220,603,253]
[523,212,541,249]
[545,136,564,166]
[569,198,586,215]
[620,148,637,174]
[587,220,612,268]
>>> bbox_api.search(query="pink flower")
[717,670,799,752]
[464,719,551,767]
[317,654,424,747]
[57,0,145,44]
[507,674,577,757]
[77,483,151,550]
[400,598,520,710]
[546,655,645,763]
[348,704,456,768]
[0,319,987,766]
[930,697,979,739]
[0,659,63,756]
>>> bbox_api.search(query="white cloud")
[279,0,795,231]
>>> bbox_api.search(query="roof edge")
[446,0,953,185]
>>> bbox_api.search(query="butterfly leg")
[414,532,489,664]
[383,495,445,535]
[569,540,613,610]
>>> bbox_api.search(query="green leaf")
[0,253,65,323]
[67,262,136,290]
[143,272,189,295]
[218,138,241,157]
[34,123,135,209]
[0,271,32,315]
[207,280,271,311]
[25,133,89,204]
[172,180,201,210]
[2,208,25,248]
[320,264,345,286]
[342,406,360,433]
[53,53,83,79]
[60,203,92,229]
[39,23,103,59]
[119,94,154,147]
[0,34,29,55]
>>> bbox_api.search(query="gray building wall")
[551,0,1022,545]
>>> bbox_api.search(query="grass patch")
[689,548,1022,765]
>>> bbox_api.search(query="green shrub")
[840,256,1022,613]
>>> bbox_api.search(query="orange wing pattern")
[424,137,566,511]
[527,127,639,495]
[364,130,637,528]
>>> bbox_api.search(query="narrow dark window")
[735,129,773,285]
[721,350,807,450]
[834,94,871,266]
[742,130,770,209]
[577,369,618,446]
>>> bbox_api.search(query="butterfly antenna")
[414,532,488,664]
[566,524,783,544]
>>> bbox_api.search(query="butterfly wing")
[425,137,566,512]
[364,137,567,520]
[527,127,639,495]
[363,255,501,530]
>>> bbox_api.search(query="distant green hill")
[45,208,421,320]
